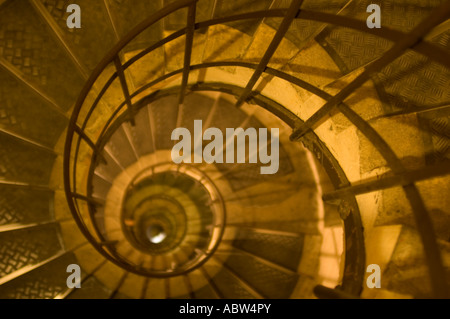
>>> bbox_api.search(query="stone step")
[93,261,128,296]
[370,225,450,299]
[168,275,192,299]
[148,96,180,151]
[104,125,139,170]
[114,272,145,299]
[0,223,64,280]
[0,251,79,299]
[94,151,125,185]
[122,107,155,157]
[224,226,305,272]
[203,257,259,299]
[215,247,299,299]
[143,278,167,299]
[0,184,54,227]
[186,268,220,299]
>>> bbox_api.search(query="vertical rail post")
[179,2,198,105]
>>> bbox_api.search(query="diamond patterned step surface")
[0,252,79,299]
[104,0,163,52]
[0,132,56,185]
[210,269,257,299]
[222,252,299,299]
[0,0,84,110]
[0,185,53,226]
[39,0,117,71]
[231,228,304,271]
[214,0,273,36]
[0,70,67,147]
[0,224,63,277]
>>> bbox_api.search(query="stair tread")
[105,125,138,169]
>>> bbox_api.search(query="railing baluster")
[74,125,96,150]
[140,277,150,299]
[71,192,105,206]
[114,55,135,125]
[73,125,107,164]
[235,0,305,108]
[179,2,197,105]
[323,162,450,201]
[99,240,119,247]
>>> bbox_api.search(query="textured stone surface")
[210,268,255,298]
[0,186,53,226]
[317,0,450,168]
[0,224,62,277]
[233,229,304,271]
[0,133,56,184]
[0,70,67,147]
[149,95,179,150]
[0,252,79,299]
[267,0,349,48]
[0,0,84,110]
[383,226,450,298]
[67,275,112,299]
[1,0,449,300]
[106,0,163,52]
[40,0,117,71]
[224,253,299,298]
[214,0,273,36]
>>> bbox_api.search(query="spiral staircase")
[0,0,449,299]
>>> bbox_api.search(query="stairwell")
[0,0,449,299]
